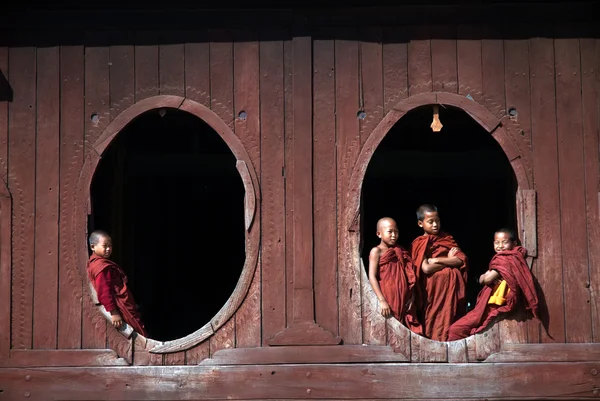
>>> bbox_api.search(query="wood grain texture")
[2,362,600,400]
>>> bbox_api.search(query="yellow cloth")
[488,280,510,306]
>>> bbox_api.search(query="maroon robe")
[411,232,468,341]
[377,246,423,334]
[447,246,539,341]
[87,254,148,337]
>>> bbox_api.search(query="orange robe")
[87,254,148,337]
[411,232,468,341]
[447,246,539,341]
[377,246,423,334]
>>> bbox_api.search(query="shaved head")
[89,230,111,247]
[416,204,438,221]
[376,217,397,232]
[495,228,518,243]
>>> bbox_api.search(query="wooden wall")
[0,21,599,369]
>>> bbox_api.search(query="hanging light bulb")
[431,104,443,132]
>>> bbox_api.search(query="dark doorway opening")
[361,105,518,313]
[91,108,246,341]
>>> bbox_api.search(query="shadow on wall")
[0,70,13,102]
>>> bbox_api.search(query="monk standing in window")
[411,204,468,341]
[368,217,422,334]
[447,228,540,341]
[87,230,148,337]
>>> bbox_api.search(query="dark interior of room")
[361,105,518,313]
[91,108,246,341]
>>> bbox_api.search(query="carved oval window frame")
[75,95,260,354]
[345,92,536,359]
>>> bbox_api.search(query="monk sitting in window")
[87,230,148,337]
[411,204,468,341]
[447,228,540,341]
[368,217,422,334]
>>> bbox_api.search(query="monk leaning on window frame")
[447,228,540,341]
[368,217,422,334]
[87,230,148,337]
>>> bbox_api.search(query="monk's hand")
[379,300,391,318]
[449,247,460,258]
[110,311,124,330]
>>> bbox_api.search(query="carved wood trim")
[236,160,256,231]
[75,96,261,354]
[346,92,535,361]
[0,177,11,360]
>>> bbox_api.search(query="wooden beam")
[485,343,600,363]
[1,362,599,400]
[0,349,128,367]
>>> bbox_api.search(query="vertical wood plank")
[210,30,234,126]
[407,27,432,96]
[233,31,261,348]
[287,35,315,325]
[134,41,159,102]
[313,30,339,336]
[290,34,314,323]
[382,27,408,114]
[359,27,384,145]
[184,32,210,107]
[504,29,532,143]
[33,46,60,349]
[502,31,532,344]
[0,47,9,358]
[582,38,600,341]
[555,34,591,343]
[105,44,135,356]
[110,45,135,119]
[9,47,36,350]
[481,25,505,117]
[358,26,385,345]
[284,36,293,328]
[457,25,483,102]
[529,34,565,343]
[208,29,236,349]
[159,41,185,97]
[336,34,362,345]
[81,45,109,349]
[259,33,286,344]
[58,46,84,349]
[431,25,458,93]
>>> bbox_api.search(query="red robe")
[87,254,148,337]
[411,232,468,341]
[447,246,539,341]
[377,246,423,334]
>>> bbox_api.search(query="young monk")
[411,204,468,341]
[368,217,422,334]
[87,230,148,337]
[447,228,540,341]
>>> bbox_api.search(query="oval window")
[361,105,518,340]
[90,108,246,342]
